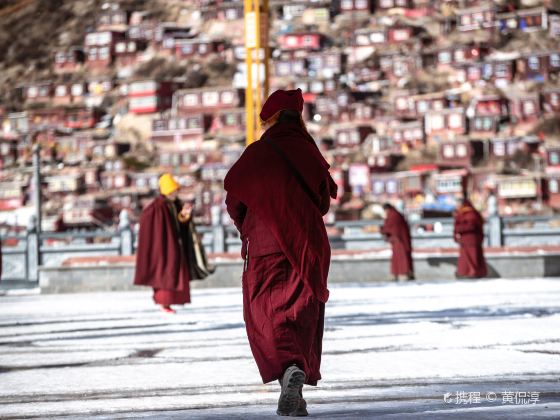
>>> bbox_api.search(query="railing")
[2,212,560,286]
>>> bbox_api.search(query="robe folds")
[134,195,191,305]
[454,202,488,278]
[380,208,413,277]
[224,121,337,385]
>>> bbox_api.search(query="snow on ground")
[0,278,559,418]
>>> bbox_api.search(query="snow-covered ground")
[1,278,559,419]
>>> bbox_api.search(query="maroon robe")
[224,121,336,385]
[454,202,487,278]
[381,208,413,277]
[134,195,191,305]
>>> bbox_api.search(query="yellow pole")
[255,4,262,135]
[244,0,255,145]
[244,0,269,145]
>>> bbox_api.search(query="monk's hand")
[180,203,192,220]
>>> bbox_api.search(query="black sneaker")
[276,365,306,416]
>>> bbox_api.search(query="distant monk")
[225,88,337,417]
[380,203,414,281]
[134,173,193,314]
[454,198,487,278]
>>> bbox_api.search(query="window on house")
[386,180,398,194]
[449,113,463,129]
[550,93,559,107]
[71,84,84,96]
[89,48,98,60]
[356,0,368,9]
[417,100,429,114]
[456,144,468,157]
[203,91,219,106]
[443,144,455,158]
[303,36,315,46]
[493,141,505,156]
[438,51,451,64]
[341,0,353,10]
[225,114,237,126]
[221,91,234,104]
[373,180,384,194]
[115,42,127,53]
[55,86,67,97]
[99,47,110,60]
[181,44,193,55]
[27,86,38,98]
[550,151,560,165]
[454,49,466,62]
[528,56,540,71]
[183,94,199,107]
[198,44,208,54]
[522,100,536,115]
[550,54,560,68]
[188,117,202,129]
[55,52,66,63]
[461,15,471,26]
[430,114,445,130]
[550,179,559,193]
[286,36,298,47]
[380,0,393,8]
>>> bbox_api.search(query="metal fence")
[2,212,560,286]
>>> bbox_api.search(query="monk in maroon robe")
[224,89,337,417]
[380,203,414,281]
[454,199,487,278]
[134,173,193,313]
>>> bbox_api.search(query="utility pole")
[244,0,270,145]
[32,143,42,242]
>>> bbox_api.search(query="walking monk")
[134,173,193,313]
[224,89,337,417]
[380,203,414,281]
[454,198,487,278]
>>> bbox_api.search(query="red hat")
[259,88,304,121]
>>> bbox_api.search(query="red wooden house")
[354,28,387,47]
[424,108,467,143]
[274,57,307,77]
[389,120,425,150]
[54,48,85,74]
[498,7,558,33]
[151,114,208,145]
[489,136,539,161]
[378,51,421,79]
[128,80,179,114]
[65,107,104,130]
[174,38,226,59]
[174,87,242,114]
[307,51,345,78]
[84,30,126,71]
[114,40,147,74]
[434,44,488,70]
[339,0,375,13]
[294,78,337,103]
[52,82,88,106]
[517,51,560,82]
[278,32,328,51]
[24,82,53,104]
[506,92,540,123]
[545,145,560,168]
[209,108,245,138]
[333,124,374,148]
[546,171,560,209]
[456,4,496,32]
[96,4,131,30]
[469,95,509,138]
[377,0,413,10]
[0,137,18,169]
[541,87,560,115]
[438,139,484,168]
[433,169,468,197]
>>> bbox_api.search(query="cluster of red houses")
[0,0,559,230]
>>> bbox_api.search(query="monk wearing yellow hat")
[134,173,194,313]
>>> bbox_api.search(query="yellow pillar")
[244,0,269,145]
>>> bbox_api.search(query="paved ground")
[1,278,560,419]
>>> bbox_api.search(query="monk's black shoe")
[277,365,306,416]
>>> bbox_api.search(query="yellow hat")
[159,173,180,196]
